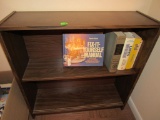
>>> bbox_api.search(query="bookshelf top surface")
[0,11,159,30]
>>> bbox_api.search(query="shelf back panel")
[24,34,62,59]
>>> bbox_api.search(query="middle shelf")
[23,58,136,82]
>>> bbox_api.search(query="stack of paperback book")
[0,83,11,118]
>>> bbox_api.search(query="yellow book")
[126,32,143,69]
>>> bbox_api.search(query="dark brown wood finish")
[24,34,62,59]
[0,31,37,114]
[34,83,123,114]
[23,58,136,81]
[0,11,159,117]
[115,75,136,104]
[0,11,159,31]
[36,78,115,89]
[0,31,28,79]
[33,104,135,120]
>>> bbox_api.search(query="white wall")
[130,0,160,120]
[0,0,152,20]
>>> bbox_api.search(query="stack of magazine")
[0,83,11,118]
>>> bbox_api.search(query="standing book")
[104,32,126,72]
[125,32,143,69]
[63,34,105,66]
[117,32,135,70]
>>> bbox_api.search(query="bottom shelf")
[33,83,123,114]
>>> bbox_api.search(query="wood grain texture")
[36,78,114,89]
[0,31,38,114]
[115,75,136,105]
[24,34,62,59]
[33,83,123,114]
[0,11,159,31]
[0,31,29,79]
[32,104,135,120]
[23,58,136,81]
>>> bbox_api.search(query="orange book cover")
[63,34,105,66]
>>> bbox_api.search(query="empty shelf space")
[23,58,136,82]
[33,83,123,114]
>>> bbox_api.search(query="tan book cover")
[104,32,126,72]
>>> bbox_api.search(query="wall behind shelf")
[130,0,160,120]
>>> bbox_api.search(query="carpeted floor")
[32,104,135,120]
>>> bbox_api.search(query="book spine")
[126,38,143,69]
[108,36,125,72]
[117,38,134,70]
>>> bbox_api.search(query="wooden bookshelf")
[0,11,159,117]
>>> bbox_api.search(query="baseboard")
[128,97,143,120]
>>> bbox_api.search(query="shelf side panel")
[36,78,114,89]
[0,31,29,79]
[0,31,37,113]
[115,75,136,104]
